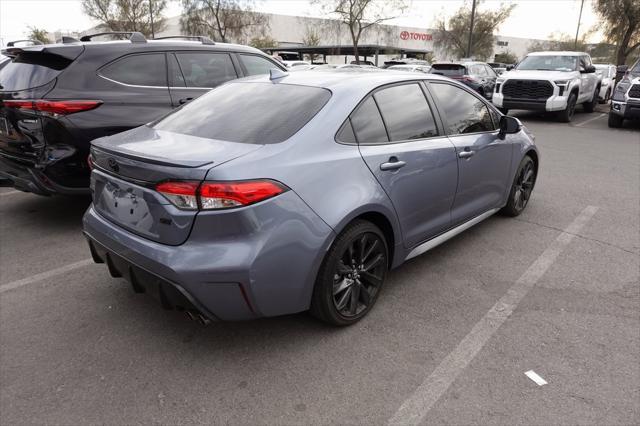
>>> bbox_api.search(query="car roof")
[236,69,452,92]
[526,51,588,56]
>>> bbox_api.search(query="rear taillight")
[3,100,102,115]
[462,75,477,83]
[155,180,288,211]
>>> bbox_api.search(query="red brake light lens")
[3,100,102,115]
[156,181,200,210]
[155,180,288,210]
[199,180,287,210]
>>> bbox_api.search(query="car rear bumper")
[82,191,335,321]
[0,153,90,196]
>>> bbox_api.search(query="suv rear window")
[430,64,466,76]
[154,82,331,144]
[0,52,71,91]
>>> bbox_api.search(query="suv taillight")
[3,100,102,115]
[156,180,288,211]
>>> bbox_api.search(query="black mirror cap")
[581,65,596,73]
[499,115,522,135]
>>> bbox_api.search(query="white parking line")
[574,113,606,127]
[0,190,21,197]
[0,258,93,294]
[388,205,599,426]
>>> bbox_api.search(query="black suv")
[0,33,286,195]
[430,62,498,99]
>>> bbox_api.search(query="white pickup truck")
[492,51,600,122]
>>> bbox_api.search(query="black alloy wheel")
[311,220,388,325]
[502,156,536,217]
[558,92,577,122]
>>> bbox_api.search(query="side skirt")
[405,208,500,261]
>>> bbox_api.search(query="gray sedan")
[83,70,539,326]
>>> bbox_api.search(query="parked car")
[487,62,514,75]
[492,51,599,122]
[594,63,617,103]
[83,70,538,326]
[382,58,430,69]
[608,58,640,128]
[283,60,311,68]
[387,64,431,73]
[430,61,497,100]
[350,60,375,66]
[0,32,286,196]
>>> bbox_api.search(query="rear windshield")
[0,52,71,91]
[154,82,332,144]
[430,64,466,76]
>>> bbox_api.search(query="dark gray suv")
[0,32,285,195]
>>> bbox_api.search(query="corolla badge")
[107,158,120,172]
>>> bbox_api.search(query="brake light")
[3,100,102,115]
[155,180,288,210]
[156,181,200,210]
[462,75,477,83]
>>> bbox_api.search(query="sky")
[0,0,603,47]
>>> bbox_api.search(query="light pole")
[149,0,155,38]
[574,0,584,50]
[466,0,477,58]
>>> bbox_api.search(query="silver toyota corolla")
[83,69,539,326]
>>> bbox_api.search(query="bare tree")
[593,0,640,65]
[180,0,267,43]
[82,0,167,37]
[26,26,52,44]
[318,0,406,63]
[302,26,321,62]
[249,35,278,49]
[527,31,591,54]
[435,1,515,60]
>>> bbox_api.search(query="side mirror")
[581,65,596,73]
[499,115,522,135]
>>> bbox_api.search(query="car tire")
[557,92,577,122]
[310,220,388,326]
[583,87,599,112]
[608,112,624,128]
[501,156,536,217]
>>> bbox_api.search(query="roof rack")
[80,32,147,43]
[153,35,215,45]
[7,39,44,47]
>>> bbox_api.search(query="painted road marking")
[0,258,94,294]
[388,205,599,426]
[525,370,548,386]
[574,113,606,127]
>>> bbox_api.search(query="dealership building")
[151,11,545,65]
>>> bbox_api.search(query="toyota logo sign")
[400,31,409,40]
[400,31,433,41]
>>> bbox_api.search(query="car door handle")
[178,97,194,105]
[380,157,406,171]
[458,150,475,158]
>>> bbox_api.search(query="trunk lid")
[0,45,83,163]
[90,126,263,245]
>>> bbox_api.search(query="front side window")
[430,83,495,135]
[175,52,237,88]
[373,83,438,141]
[100,54,166,86]
[239,54,280,76]
[154,82,331,144]
[349,97,389,144]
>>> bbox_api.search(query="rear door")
[483,64,498,96]
[168,51,239,107]
[352,82,458,248]
[428,82,513,225]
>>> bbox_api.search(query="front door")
[428,82,514,225]
[347,82,459,248]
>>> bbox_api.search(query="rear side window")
[350,97,389,144]
[373,84,438,141]
[154,82,331,144]
[430,83,495,134]
[100,54,166,87]
[175,52,237,88]
[0,52,71,91]
[239,54,280,76]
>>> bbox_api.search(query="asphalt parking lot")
[1,105,638,425]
